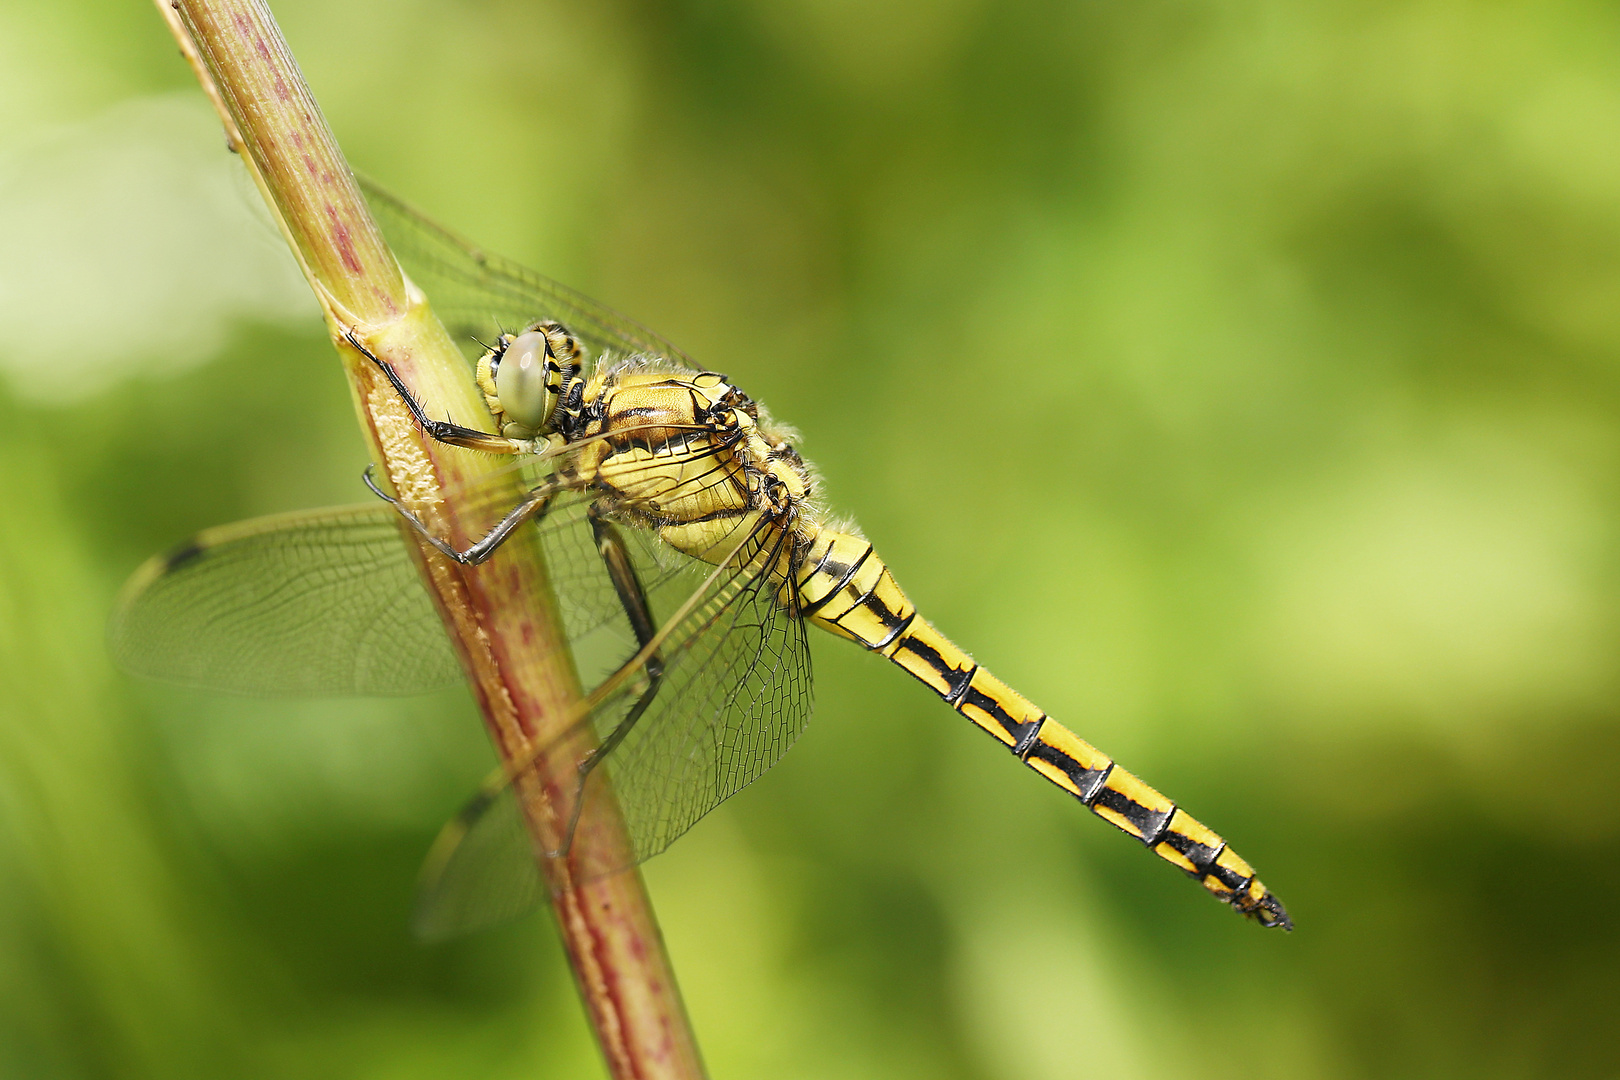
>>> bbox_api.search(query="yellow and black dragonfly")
[111,183,1290,936]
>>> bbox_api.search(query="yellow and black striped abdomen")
[794,528,1291,930]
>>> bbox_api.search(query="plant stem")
[153,3,707,1076]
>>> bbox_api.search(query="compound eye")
[495,330,554,430]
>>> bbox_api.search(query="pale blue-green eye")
[495,331,553,429]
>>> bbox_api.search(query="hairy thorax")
[572,364,815,568]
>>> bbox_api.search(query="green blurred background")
[2,1,1618,1077]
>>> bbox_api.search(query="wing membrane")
[109,505,462,696]
[576,508,811,861]
[109,443,687,699]
[109,439,679,698]
[360,179,694,366]
[412,786,549,941]
[414,507,812,937]
[113,450,814,937]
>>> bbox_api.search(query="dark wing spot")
[163,541,207,572]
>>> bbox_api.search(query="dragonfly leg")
[363,465,559,565]
[549,507,668,856]
[583,506,667,763]
[343,328,525,454]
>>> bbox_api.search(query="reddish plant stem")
[154,3,706,1076]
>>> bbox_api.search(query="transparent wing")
[579,509,812,860]
[411,786,548,941]
[113,429,815,937]
[109,505,462,696]
[360,178,695,366]
[414,506,813,939]
[107,435,697,699]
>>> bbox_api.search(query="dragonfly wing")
[412,785,546,941]
[413,510,813,937]
[594,517,813,862]
[109,442,690,699]
[360,179,695,366]
[110,504,463,696]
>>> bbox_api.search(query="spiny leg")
[343,328,523,454]
[549,506,669,857]
[580,507,667,766]
[363,465,560,565]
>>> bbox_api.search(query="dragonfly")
[111,181,1291,936]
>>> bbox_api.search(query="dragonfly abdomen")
[1019,718,1291,928]
[795,527,1292,930]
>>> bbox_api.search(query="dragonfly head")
[477,322,582,439]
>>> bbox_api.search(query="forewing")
[360,179,694,366]
[110,505,462,696]
[108,437,690,700]
[414,509,814,938]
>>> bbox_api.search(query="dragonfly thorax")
[475,321,585,440]
[570,361,819,566]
